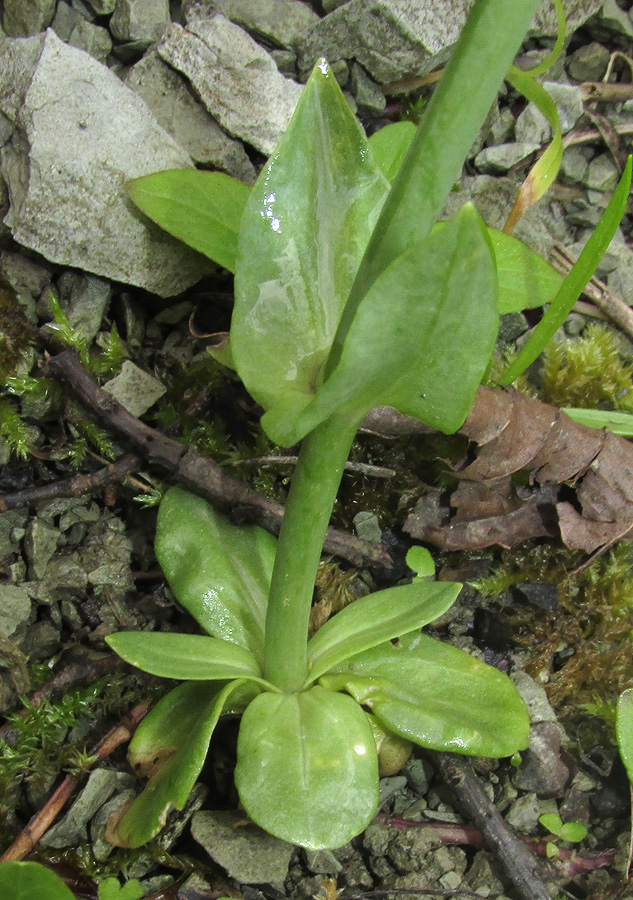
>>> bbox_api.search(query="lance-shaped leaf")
[0,862,76,900]
[262,203,497,446]
[306,580,461,684]
[126,169,250,273]
[368,121,416,183]
[617,688,633,784]
[155,487,276,666]
[321,632,529,758]
[231,60,389,419]
[234,685,378,849]
[112,680,246,847]
[488,228,562,314]
[106,632,272,687]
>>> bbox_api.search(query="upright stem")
[263,413,360,692]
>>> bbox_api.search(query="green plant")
[104,0,630,851]
[616,688,633,878]
[0,862,143,900]
[538,812,587,858]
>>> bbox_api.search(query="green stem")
[263,413,360,692]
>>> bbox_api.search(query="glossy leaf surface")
[488,228,562,313]
[232,60,389,418]
[306,580,460,683]
[114,681,244,847]
[106,632,268,684]
[155,487,276,666]
[126,169,250,272]
[617,688,633,784]
[263,203,497,445]
[235,685,378,848]
[368,121,416,183]
[0,862,75,900]
[321,632,529,758]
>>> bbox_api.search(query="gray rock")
[103,360,165,417]
[125,51,255,182]
[532,0,602,36]
[474,142,539,175]
[62,273,111,342]
[516,82,583,144]
[68,19,113,62]
[505,793,541,832]
[91,787,137,860]
[514,103,550,146]
[42,768,132,848]
[271,49,297,77]
[559,146,591,185]
[304,849,343,875]
[498,312,529,344]
[567,41,609,82]
[24,518,60,580]
[52,2,85,41]
[0,30,209,297]
[194,0,319,51]
[513,722,570,797]
[595,0,633,39]
[350,62,386,117]
[191,809,294,887]
[157,17,303,156]
[110,0,171,45]
[0,585,31,636]
[3,0,56,36]
[601,240,633,306]
[88,0,118,12]
[353,511,382,543]
[297,0,468,84]
[584,153,620,193]
[487,104,515,147]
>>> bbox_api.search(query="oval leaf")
[155,487,276,666]
[113,680,245,847]
[263,203,497,445]
[321,632,529,758]
[126,169,250,272]
[306,580,461,683]
[0,862,75,900]
[488,227,562,314]
[231,59,389,418]
[617,688,633,784]
[106,632,267,684]
[234,685,379,849]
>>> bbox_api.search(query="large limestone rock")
[0,30,210,297]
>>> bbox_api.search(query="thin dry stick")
[229,455,397,479]
[563,122,633,150]
[580,82,633,103]
[44,350,393,571]
[0,700,151,863]
[428,751,552,900]
[550,243,633,342]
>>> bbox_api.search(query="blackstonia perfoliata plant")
[105,0,631,850]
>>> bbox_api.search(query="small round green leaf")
[0,861,75,900]
[235,686,379,848]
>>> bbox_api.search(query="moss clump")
[540,324,633,410]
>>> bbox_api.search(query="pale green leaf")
[488,228,562,314]
[235,685,378,849]
[368,121,416,183]
[321,632,529,758]
[97,877,143,900]
[617,688,633,784]
[113,680,245,847]
[306,580,460,683]
[563,408,633,437]
[126,169,250,272]
[155,487,276,666]
[231,60,389,418]
[0,862,75,900]
[262,203,497,445]
[105,632,268,685]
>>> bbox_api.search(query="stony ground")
[2,1,633,898]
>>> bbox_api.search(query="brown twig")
[228,454,396,479]
[44,351,393,571]
[549,243,633,342]
[0,454,140,512]
[563,122,633,150]
[0,699,150,862]
[427,751,552,900]
[580,82,633,103]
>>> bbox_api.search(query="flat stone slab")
[0,30,210,297]
[158,16,303,156]
[103,360,166,418]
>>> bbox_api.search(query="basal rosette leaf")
[231,60,389,419]
[111,680,247,848]
[321,632,529,758]
[617,688,633,784]
[234,685,378,849]
[262,203,498,446]
[0,861,75,900]
[306,580,461,684]
[155,487,276,666]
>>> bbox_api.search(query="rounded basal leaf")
[112,680,246,848]
[0,861,75,900]
[306,580,461,683]
[106,632,268,685]
[234,686,379,849]
[487,228,562,314]
[231,59,389,422]
[617,688,633,784]
[321,632,529,758]
[155,487,276,666]
[263,204,498,445]
[368,121,416,183]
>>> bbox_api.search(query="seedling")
[539,812,588,858]
[104,0,631,850]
